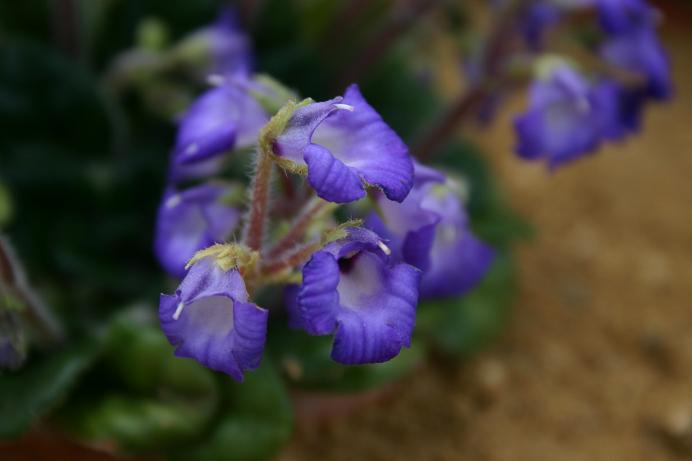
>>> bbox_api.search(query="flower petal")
[298,251,341,335]
[230,301,269,372]
[331,262,419,364]
[159,262,264,380]
[313,85,413,202]
[173,83,268,167]
[154,185,239,278]
[304,144,365,203]
[273,98,343,162]
[273,85,413,203]
[420,230,495,299]
[601,29,671,100]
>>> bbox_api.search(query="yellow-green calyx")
[186,243,259,276]
[321,219,363,245]
[260,98,313,175]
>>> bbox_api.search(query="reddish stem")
[261,241,322,276]
[243,150,274,251]
[266,198,328,259]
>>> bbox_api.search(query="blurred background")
[1,0,691,460]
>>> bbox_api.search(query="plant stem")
[0,236,64,344]
[413,86,489,161]
[261,241,322,276]
[243,148,274,252]
[336,0,438,91]
[266,197,330,259]
[413,0,530,160]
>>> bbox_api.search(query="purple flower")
[366,163,495,299]
[273,84,414,204]
[514,64,624,167]
[521,1,562,50]
[155,183,240,279]
[181,8,252,80]
[159,257,268,381]
[597,0,658,35]
[296,228,420,364]
[601,29,671,100]
[169,79,269,181]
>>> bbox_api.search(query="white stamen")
[172,302,185,320]
[165,194,182,209]
[185,143,199,156]
[206,74,226,86]
[377,241,392,255]
[334,103,354,112]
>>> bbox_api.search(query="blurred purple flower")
[182,8,253,79]
[597,0,658,35]
[297,227,420,364]
[513,64,625,167]
[155,183,240,279]
[601,28,671,100]
[521,1,562,50]
[169,79,269,181]
[366,163,495,299]
[273,84,414,204]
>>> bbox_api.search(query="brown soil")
[279,27,692,461]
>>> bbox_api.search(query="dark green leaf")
[0,341,97,438]
[60,311,218,452]
[177,359,293,461]
[417,252,516,358]
[269,324,423,393]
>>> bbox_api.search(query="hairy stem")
[242,148,274,252]
[261,241,322,276]
[266,197,330,259]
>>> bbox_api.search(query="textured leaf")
[60,312,218,453]
[269,325,423,393]
[0,342,97,438]
[177,359,293,461]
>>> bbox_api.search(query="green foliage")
[0,341,98,438]
[176,359,293,461]
[60,311,219,452]
[269,322,423,393]
[0,40,166,328]
[417,252,516,358]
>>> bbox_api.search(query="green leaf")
[417,252,516,358]
[177,359,293,461]
[103,312,217,395]
[60,311,218,453]
[0,341,97,438]
[65,394,214,452]
[269,325,423,393]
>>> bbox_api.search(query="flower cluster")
[154,20,494,381]
[513,0,671,167]
[153,0,671,381]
